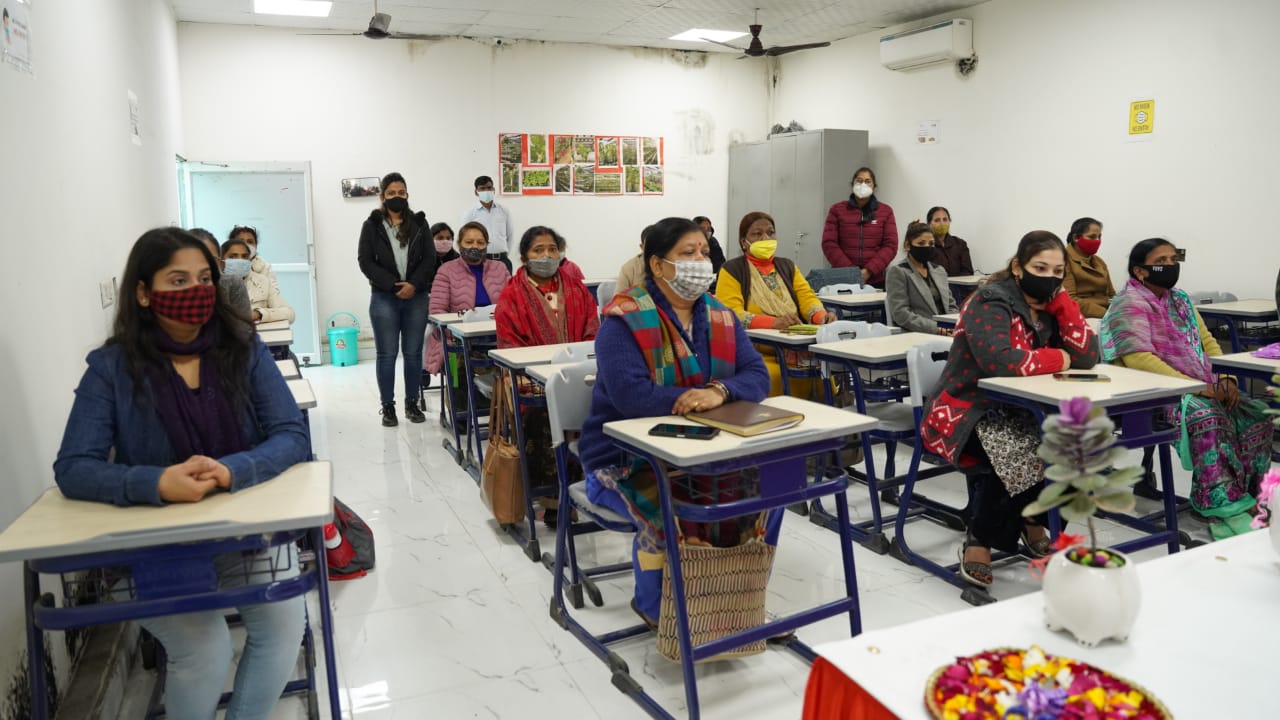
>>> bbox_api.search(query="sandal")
[957,541,993,588]
[631,599,658,632]
[1020,524,1052,558]
[764,610,796,644]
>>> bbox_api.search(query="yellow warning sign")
[1129,99,1154,135]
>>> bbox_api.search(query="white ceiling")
[170,0,987,52]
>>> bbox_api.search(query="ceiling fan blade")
[700,37,746,51]
[765,41,831,56]
[297,32,363,36]
[388,32,445,40]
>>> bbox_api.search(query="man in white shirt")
[461,175,513,272]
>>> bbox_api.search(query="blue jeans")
[369,289,430,405]
[139,545,305,720]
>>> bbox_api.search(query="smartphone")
[1053,373,1111,382]
[648,423,720,440]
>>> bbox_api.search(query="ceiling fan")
[300,1,440,40]
[701,10,831,58]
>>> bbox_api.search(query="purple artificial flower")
[1057,396,1093,427]
[1019,683,1068,716]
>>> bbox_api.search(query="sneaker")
[404,399,426,424]
[380,403,398,427]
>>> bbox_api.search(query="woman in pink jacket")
[821,166,899,287]
[424,222,511,373]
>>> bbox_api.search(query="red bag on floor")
[326,498,375,581]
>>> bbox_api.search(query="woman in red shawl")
[495,226,599,526]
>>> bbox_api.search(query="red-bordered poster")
[499,133,663,196]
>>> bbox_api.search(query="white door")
[178,161,322,365]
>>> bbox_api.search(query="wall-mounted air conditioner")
[879,19,972,71]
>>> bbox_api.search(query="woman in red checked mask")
[54,227,310,720]
[1061,216,1116,318]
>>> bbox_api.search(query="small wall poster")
[2,0,33,74]
[916,119,939,145]
[1128,99,1154,142]
[129,90,142,146]
[499,132,664,196]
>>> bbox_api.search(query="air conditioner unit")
[879,19,972,71]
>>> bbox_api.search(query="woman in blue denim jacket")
[54,228,310,720]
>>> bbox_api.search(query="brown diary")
[685,401,804,437]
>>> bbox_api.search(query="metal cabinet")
[727,129,869,272]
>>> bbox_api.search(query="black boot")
[404,398,426,424]
[380,402,398,427]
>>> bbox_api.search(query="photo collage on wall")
[499,132,664,196]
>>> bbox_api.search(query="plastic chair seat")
[568,481,632,527]
[864,401,915,434]
[475,375,494,399]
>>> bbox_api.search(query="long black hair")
[988,231,1067,283]
[107,227,255,410]
[380,171,414,247]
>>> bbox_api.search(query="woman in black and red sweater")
[919,231,1099,588]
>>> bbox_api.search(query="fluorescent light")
[669,28,748,43]
[254,0,332,18]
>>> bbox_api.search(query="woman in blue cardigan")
[580,216,771,628]
[54,228,310,720]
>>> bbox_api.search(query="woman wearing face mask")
[926,206,974,277]
[222,239,295,325]
[430,222,460,265]
[1099,238,1271,539]
[229,225,278,290]
[920,231,1099,588]
[357,171,437,427]
[581,217,771,629]
[190,228,252,320]
[54,228,309,720]
[884,221,958,335]
[822,167,899,287]
[495,225,599,527]
[425,221,511,376]
[717,211,832,397]
[1061,217,1116,318]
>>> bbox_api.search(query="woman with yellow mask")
[716,211,833,397]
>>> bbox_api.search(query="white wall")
[177,25,769,337]
[0,0,183,703]
[774,0,1280,300]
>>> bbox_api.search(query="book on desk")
[686,401,804,437]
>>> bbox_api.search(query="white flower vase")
[1042,548,1141,647]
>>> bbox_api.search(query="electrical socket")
[99,279,116,309]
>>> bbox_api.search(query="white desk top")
[429,312,468,326]
[809,332,939,363]
[583,277,611,286]
[1209,351,1280,374]
[447,320,498,339]
[258,328,293,347]
[489,343,593,369]
[0,461,333,563]
[978,364,1203,409]
[817,291,887,308]
[603,395,877,467]
[526,361,583,387]
[947,274,986,286]
[275,358,300,380]
[287,377,316,410]
[746,328,819,346]
[815,532,1278,720]
[1194,298,1278,317]
[256,319,290,331]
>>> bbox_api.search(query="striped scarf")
[1100,278,1214,383]
[604,285,735,387]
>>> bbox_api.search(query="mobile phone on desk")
[648,423,720,440]
[1053,372,1110,382]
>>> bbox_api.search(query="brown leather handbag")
[480,374,526,524]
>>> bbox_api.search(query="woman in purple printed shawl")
[1099,238,1272,539]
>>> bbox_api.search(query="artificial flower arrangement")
[925,645,1170,719]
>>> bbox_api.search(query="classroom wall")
[0,0,183,708]
[176,24,769,339]
[773,0,1280,300]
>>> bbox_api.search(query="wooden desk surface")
[1194,298,1278,317]
[817,291,887,308]
[489,343,594,370]
[603,396,878,467]
[275,358,300,380]
[978,364,1204,409]
[1209,351,1280,374]
[256,319,290,331]
[447,320,498,339]
[0,462,333,563]
[746,328,820,346]
[809,332,938,363]
[287,378,316,410]
[258,328,293,347]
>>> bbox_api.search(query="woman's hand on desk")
[771,313,802,330]
[672,388,724,416]
[158,457,221,503]
[192,456,233,489]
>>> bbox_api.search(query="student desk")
[593,396,878,720]
[428,312,468,458]
[818,291,887,322]
[258,328,293,347]
[489,342,592,562]
[286,377,316,456]
[1195,298,1279,352]
[746,328,822,396]
[0,462,341,720]
[275,358,301,380]
[802,530,1275,720]
[1209,350,1280,384]
[946,274,986,304]
[934,313,1101,333]
[256,319,290,332]
[583,277,611,302]
[448,320,499,476]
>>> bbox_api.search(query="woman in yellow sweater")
[716,211,833,396]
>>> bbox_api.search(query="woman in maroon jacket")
[919,231,1099,588]
[821,166,899,287]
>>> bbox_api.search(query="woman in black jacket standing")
[358,172,437,427]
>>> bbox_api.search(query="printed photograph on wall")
[527,134,549,165]
[501,163,521,195]
[643,165,664,194]
[595,137,620,169]
[521,167,552,194]
[573,163,595,194]
[642,137,662,165]
[573,135,595,163]
[500,133,524,164]
[594,173,622,195]
[624,165,641,193]
[553,135,574,164]
[1,0,34,74]
[621,137,639,166]
[554,165,572,193]
[341,176,381,198]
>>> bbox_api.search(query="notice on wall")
[1,0,33,74]
[1127,99,1154,142]
[128,90,141,146]
[916,119,940,145]
[499,132,664,196]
